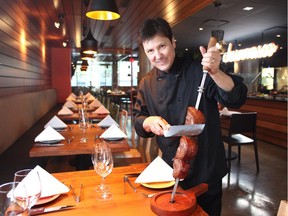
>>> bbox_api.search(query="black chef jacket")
[133,56,247,189]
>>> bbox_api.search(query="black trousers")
[197,181,222,216]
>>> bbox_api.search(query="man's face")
[142,35,176,72]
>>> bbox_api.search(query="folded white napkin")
[15,165,69,198]
[86,95,95,101]
[85,92,92,98]
[44,116,67,129]
[34,126,65,143]
[94,105,110,114]
[70,93,77,98]
[58,106,73,115]
[66,95,76,101]
[100,124,127,139]
[219,107,241,116]
[135,156,174,183]
[107,89,111,93]
[89,99,102,108]
[219,107,230,116]
[63,100,77,108]
[98,115,119,127]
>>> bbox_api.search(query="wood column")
[51,47,71,103]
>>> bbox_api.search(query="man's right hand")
[143,116,170,136]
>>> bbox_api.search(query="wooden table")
[35,164,207,216]
[29,124,130,158]
[30,124,130,170]
[57,112,108,122]
[107,93,128,105]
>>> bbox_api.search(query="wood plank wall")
[0,0,52,98]
[221,98,287,148]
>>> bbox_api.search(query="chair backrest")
[229,112,257,135]
[119,109,128,134]
[109,103,120,121]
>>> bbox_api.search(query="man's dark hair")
[139,18,173,43]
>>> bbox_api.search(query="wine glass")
[91,145,114,200]
[79,108,89,143]
[13,169,41,213]
[0,182,28,216]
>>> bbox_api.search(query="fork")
[67,136,74,144]
[141,192,157,198]
[70,184,83,203]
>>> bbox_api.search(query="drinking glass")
[91,145,114,200]
[0,182,28,216]
[13,169,41,213]
[79,108,89,142]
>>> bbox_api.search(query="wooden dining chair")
[109,102,120,121]
[222,112,259,185]
[118,109,128,134]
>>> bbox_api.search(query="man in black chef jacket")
[133,18,247,215]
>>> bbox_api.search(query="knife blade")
[30,205,75,215]
[163,124,205,137]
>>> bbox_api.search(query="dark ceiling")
[19,0,287,62]
[172,0,287,51]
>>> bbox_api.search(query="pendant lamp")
[81,60,89,71]
[81,29,98,54]
[86,0,120,20]
[81,50,94,60]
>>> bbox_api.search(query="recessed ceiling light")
[276,34,281,38]
[199,27,203,31]
[54,22,60,28]
[238,44,242,47]
[243,7,254,11]
[185,48,189,51]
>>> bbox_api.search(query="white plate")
[35,194,60,206]
[40,140,63,144]
[103,137,124,141]
[141,181,175,189]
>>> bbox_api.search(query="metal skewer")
[170,37,217,203]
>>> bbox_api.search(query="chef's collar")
[157,56,183,77]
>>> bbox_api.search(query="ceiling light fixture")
[55,14,64,29]
[81,29,98,54]
[211,2,226,54]
[86,0,120,20]
[81,50,94,60]
[62,40,68,47]
[243,7,254,11]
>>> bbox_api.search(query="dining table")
[29,124,130,169]
[32,163,208,216]
[57,112,108,122]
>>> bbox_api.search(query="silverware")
[34,143,64,147]
[67,136,74,144]
[124,173,141,177]
[123,175,137,194]
[30,205,75,215]
[70,184,83,203]
[141,192,157,198]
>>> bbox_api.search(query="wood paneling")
[0,0,52,97]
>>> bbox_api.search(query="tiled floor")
[1,115,287,216]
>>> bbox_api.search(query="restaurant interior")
[0,0,287,215]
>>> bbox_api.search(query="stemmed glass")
[79,108,89,143]
[91,144,114,200]
[0,182,28,216]
[13,169,42,213]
